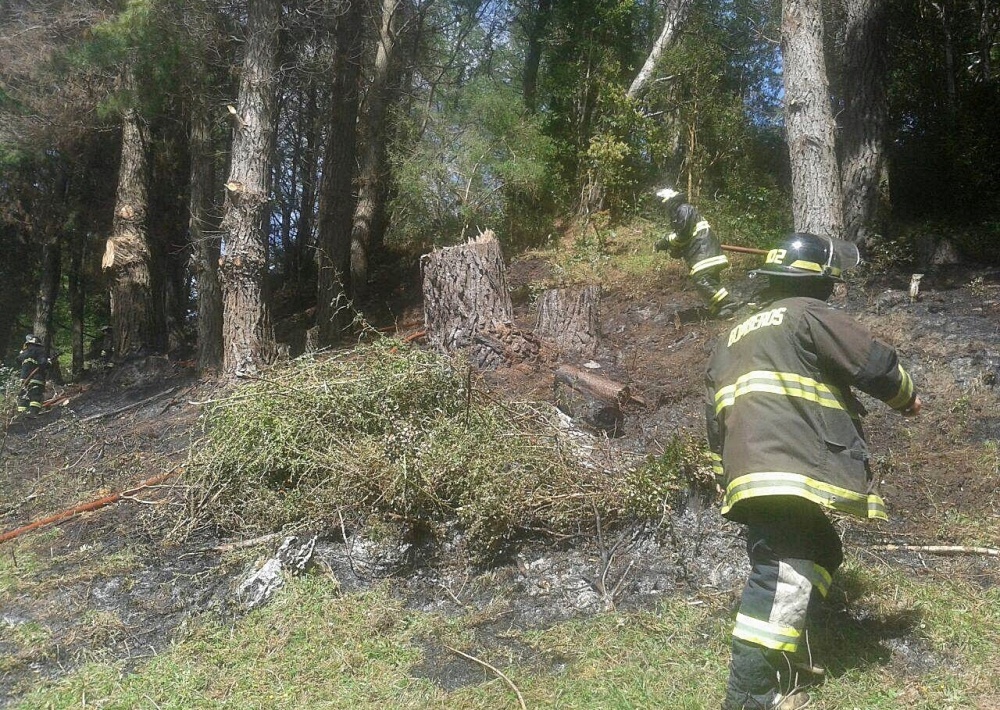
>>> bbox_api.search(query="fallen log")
[553,364,636,436]
[0,468,182,545]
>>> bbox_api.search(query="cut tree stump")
[421,231,539,369]
[553,364,633,436]
[534,285,601,357]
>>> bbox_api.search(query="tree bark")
[626,0,693,99]
[189,96,224,374]
[68,235,85,379]
[219,0,281,378]
[103,86,154,360]
[422,231,538,369]
[522,0,552,112]
[350,0,402,301]
[533,285,600,358]
[316,0,363,345]
[838,0,889,246]
[553,364,628,436]
[33,232,61,349]
[782,0,844,237]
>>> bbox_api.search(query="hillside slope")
[1,257,999,708]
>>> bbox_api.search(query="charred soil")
[1,258,999,706]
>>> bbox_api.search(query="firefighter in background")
[705,233,922,710]
[17,334,50,416]
[653,187,739,318]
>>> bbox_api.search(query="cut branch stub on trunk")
[533,285,601,358]
[553,364,633,437]
[422,231,538,369]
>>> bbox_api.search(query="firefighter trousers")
[691,268,734,315]
[722,497,843,709]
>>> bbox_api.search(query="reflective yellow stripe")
[710,287,729,305]
[694,220,710,235]
[714,371,845,414]
[886,365,915,409]
[809,563,833,597]
[789,259,823,273]
[690,254,729,275]
[722,471,888,521]
[733,613,800,652]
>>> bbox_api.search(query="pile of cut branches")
[185,339,699,562]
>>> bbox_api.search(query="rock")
[237,535,317,610]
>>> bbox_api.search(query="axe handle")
[721,244,767,255]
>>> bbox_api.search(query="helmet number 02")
[765,248,787,265]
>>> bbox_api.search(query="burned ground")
[1,258,999,706]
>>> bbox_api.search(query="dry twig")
[873,544,1000,557]
[444,644,527,710]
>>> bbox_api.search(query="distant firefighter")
[17,334,50,416]
[653,187,738,319]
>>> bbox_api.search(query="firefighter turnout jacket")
[17,342,49,414]
[657,203,733,313]
[705,296,917,523]
[662,204,729,278]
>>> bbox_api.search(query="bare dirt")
[1,257,999,705]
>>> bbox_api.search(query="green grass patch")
[16,556,1000,709]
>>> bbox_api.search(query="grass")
[12,556,1000,710]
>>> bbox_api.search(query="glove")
[655,232,682,257]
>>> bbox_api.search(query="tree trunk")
[350,0,402,302]
[533,285,600,358]
[838,0,889,246]
[102,92,154,360]
[219,0,281,378]
[782,0,844,237]
[68,236,85,379]
[626,0,693,99]
[522,0,552,112]
[33,232,61,348]
[977,0,998,81]
[189,97,224,374]
[316,0,363,345]
[421,231,539,369]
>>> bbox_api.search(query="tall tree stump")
[534,285,601,357]
[421,231,538,369]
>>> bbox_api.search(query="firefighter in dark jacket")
[654,187,738,318]
[705,232,922,710]
[17,334,50,416]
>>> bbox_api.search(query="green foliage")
[186,340,693,562]
[388,78,560,252]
